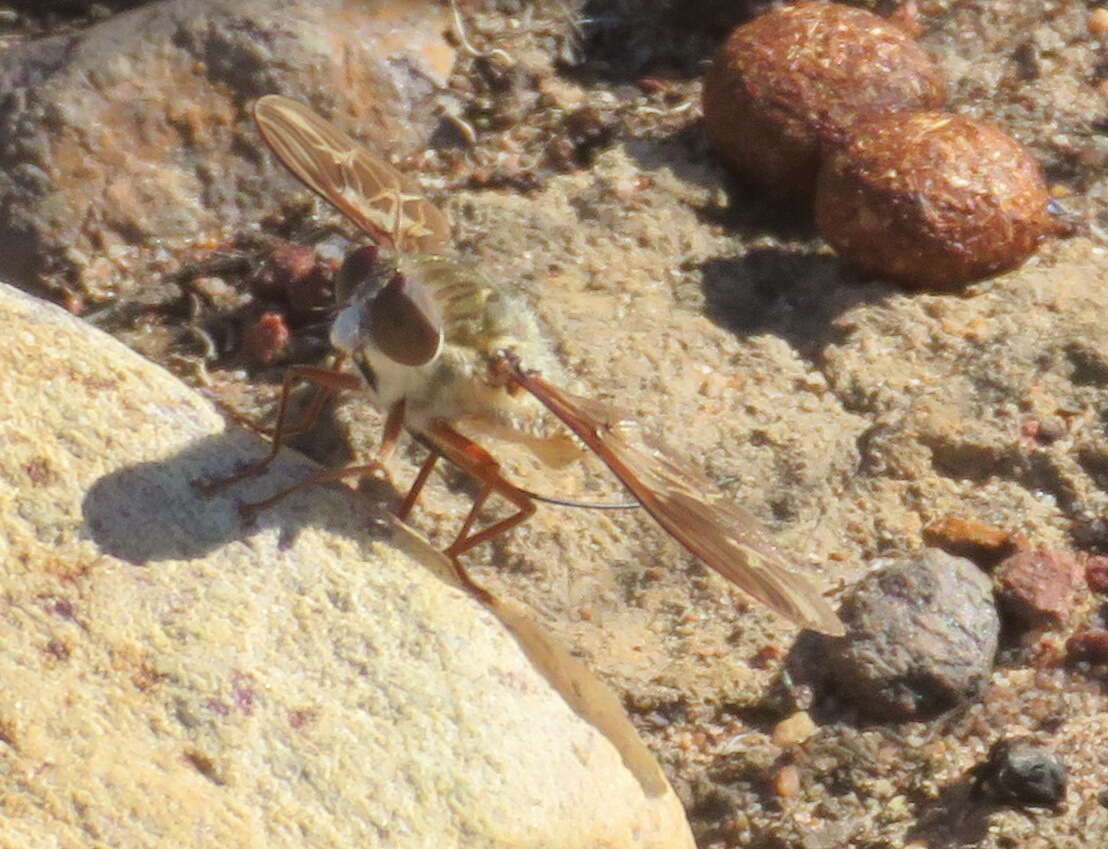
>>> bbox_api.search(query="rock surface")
[5,1,1108,846]
[0,0,453,303]
[0,282,693,849]
[818,549,1000,720]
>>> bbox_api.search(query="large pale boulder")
[0,283,693,849]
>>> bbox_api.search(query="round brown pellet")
[702,1,945,202]
[815,111,1054,288]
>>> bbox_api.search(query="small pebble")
[242,311,291,366]
[1085,555,1108,594]
[971,738,1067,808]
[820,549,999,720]
[253,241,317,298]
[921,516,1019,568]
[773,764,801,798]
[1089,7,1108,37]
[1065,629,1108,664]
[257,241,335,321]
[993,548,1082,629]
[771,711,817,747]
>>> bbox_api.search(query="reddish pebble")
[254,241,316,298]
[242,311,291,366]
[256,242,334,320]
[993,548,1082,628]
[1066,629,1108,664]
[1085,555,1108,594]
[922,516,1019,568]
[271,242,317,282]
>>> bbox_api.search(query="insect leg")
[237,461,388,524]
[421,421,537,602]
[451,483,493,545]
[442,478,535,605]
[444,481,535,562]
[227,398,406,520]
[396,450,439,521]
[197,358,359,495]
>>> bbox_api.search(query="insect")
[206,94,844,636]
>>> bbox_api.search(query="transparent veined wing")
[503,359,845,636]
[254,94,450,254]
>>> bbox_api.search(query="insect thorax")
[343,253,567,438]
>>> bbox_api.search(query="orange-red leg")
[197,357,360,495]
[416,421,538,603]
[205,364,541,604]
[237,461,388,523]
[396,449,439,522]
[235,398,408,518]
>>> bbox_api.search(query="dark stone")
[971,738,1067,809]
[818,549,999,720]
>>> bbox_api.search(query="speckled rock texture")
[5,1,1108,846]
[702,1,946,201]
[0,0,454,303]
[0,282,693,849]
[821,549,1000,720]
[815,111,1054,288]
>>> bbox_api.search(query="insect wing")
[254,94,450,254]
[510,369,845,636]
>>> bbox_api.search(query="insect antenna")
[518,488,640,511]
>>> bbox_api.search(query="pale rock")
[0,283,693,849]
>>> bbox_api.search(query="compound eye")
[334,244,380,305]
[365,272,443,367]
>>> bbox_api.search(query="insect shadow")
[81,429,393,566]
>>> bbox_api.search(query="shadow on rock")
[83,430,394,564]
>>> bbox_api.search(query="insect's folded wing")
[622,444,846,637]
[254,94,450,253]
[515,376,844,636]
